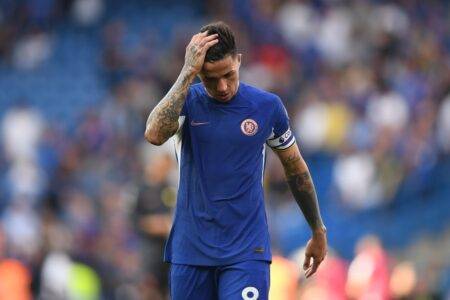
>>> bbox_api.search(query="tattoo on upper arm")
[146,71,191,141]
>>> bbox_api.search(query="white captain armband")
[266,128,296,150]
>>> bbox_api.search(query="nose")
[217,78,227,93]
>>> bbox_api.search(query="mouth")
[216,93,230,100]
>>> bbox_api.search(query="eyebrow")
[204,70,234,79]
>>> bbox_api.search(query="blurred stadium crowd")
[0,0,449,299]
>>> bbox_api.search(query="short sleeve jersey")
[164,82,295,266]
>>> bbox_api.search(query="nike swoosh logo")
[191,121,210,126]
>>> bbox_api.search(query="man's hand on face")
[183,31,219,76]
[303,228,327,278]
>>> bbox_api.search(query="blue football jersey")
[164,82,295,266]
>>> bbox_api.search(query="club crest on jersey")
[241,119,258,136]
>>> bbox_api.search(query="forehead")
[202,55,237,77]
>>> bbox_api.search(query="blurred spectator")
[241,62,275,91]
[102,21,129,87]
[71,0,104,27]
[389,261,417,299]
[369,3,409,37]
[366,87,409,134]
[294,94,329,152]
[6,160,46,201]
[133,150,175,299]
[0,223,32,300]
[63,190,98,249]
[0,99,47,208]
[276,0,318,49]
[346,236,390,300]
[12,29,52,70]
[1,198,41,260]
[0,259,32,300]
[1,103,44,164]
[437,94,450,153]
[314,254,348,300]
[39,252,72,299]
[316,7,355,66]
[67,262,101,300]
[291,248,347,300]
[334,151,382,209]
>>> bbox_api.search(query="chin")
[216,96,232,102]
[213,93,230,101]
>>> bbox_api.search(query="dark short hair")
[200,21,236,62]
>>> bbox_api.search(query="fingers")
[187,33,218,55]
[203,38,219,50]
[304,256,324,278]
[305,258,319,278]
[303,253,311,271]
[198,33,218,47]
[192,31,217,42]
[203,33,219,43]
[183,31,219,72]
[192,34,218,54]
[191,31,213,42]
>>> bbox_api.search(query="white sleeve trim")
[176,116,186,134]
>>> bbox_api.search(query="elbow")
[144,127,164,146]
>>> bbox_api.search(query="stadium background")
[0,0,449,299]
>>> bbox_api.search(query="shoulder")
[183,83,206,110]
[240,82,280,101]
[188,83,205,98]
[241,84,290,124]
[240,82,283,108]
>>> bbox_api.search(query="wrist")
[181,65,199,79]
[312,225,327,236]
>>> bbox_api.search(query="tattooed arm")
[274,142,327,278]
[145,31,218,145]
[144,69,194,145]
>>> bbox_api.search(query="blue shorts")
[169,260,270,300]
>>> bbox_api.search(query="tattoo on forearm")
[287,171,324,230]
[282,152,324,230]
[280,152,302,176]
[146,69,192,143]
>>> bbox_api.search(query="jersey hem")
[164,255,272,267]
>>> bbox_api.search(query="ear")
[236,53,242,67]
